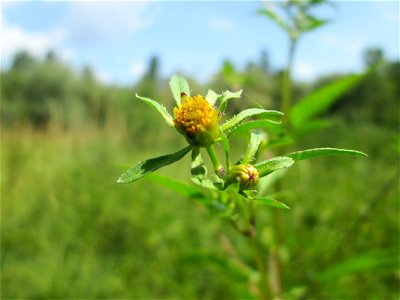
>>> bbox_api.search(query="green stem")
[206,145,224,176]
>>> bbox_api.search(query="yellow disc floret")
[174,93,220,147]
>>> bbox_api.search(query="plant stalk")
[206,145,225,176]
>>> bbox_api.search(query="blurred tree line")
[1,48,398,131]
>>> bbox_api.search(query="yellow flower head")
[174,93,220,147]
[226,164,259,190]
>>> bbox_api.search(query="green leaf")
[218,90,242,113]
[255,156,294,177]
[241,132,262,164]
[136,94,174,128]
[299,16,329,32]
[221,108,283,133]
[254,197,290,210]
[285,148,367,161]
[290,74,365,128]
[191,148,216,189]
[227,119,282,137]
[220,131,231,170]
[319,249,398,284]
[169,75,190,105]
[147,173,205,199]
[117,145,192,183]
[206,89,219,106]
[258,8,290,33]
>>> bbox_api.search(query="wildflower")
[226,164,259,190]
[174,93,220,147]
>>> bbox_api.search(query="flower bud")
[173,93,220,147]
[226,164,259,190]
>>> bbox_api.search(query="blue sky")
[1,1,399,84]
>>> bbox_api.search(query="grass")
[1,118,399,299]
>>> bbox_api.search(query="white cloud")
[208,17,235,33]
[294,61,317,81]
[1,17,66,65]
[64,2,159,43]
[321,33,363,57]
[131,61,146,79]
[95,69,112,84]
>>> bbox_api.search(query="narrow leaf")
[285,148,367,161]
[227,119,282,137]
[241,132,262,164]
[136,94,174,128]
[290,74,365,128]
[117,145,192,183]
[218,90,242,113]
[319,249,398,284]
[220,131,231,170]
[147,173,204,198]
[258,8,290,32]
[221,108,283,133]
[169,75,190,105]
[254,197,290,210]
[206,89,219,106]
[255,156,294,177]
[300,16,329,32]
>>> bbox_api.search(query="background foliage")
[1,46,399,298]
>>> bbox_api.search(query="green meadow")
[1,49,399,299]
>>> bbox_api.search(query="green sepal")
[117,145,192,183]
[136,94,174,128]
[169,75,190,105]
[206,89,219,106]
[285,148,367,161]
[221,108,283,133]
[254,156,294,177]
[218,90,242,113]
[254,196,290,210]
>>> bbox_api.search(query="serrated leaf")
[206,89,219,106]
[117,145,192,183]
[169,75,190,105]
[290,74,365,128]
[254,196,290,210]
[227,119,282,137]
[136,94,174,128]
[285,148,367,161]
[241,132,262,164]
[254,156,294,177]
[221,108,283,133]
[218,90,242,113]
